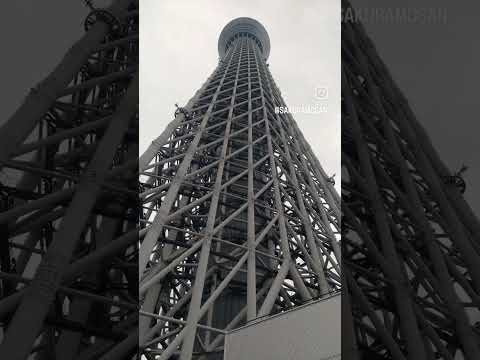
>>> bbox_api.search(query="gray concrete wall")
[224,294,341,360]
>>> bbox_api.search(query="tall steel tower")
[139,17,341,359]
[0,1,138,359]
[342,3,480,359]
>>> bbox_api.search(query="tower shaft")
[139,18,340,360]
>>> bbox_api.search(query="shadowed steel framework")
[0,1,139,359]
[342,2,480,359]
[139,17,341,359]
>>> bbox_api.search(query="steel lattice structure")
[342,2,480,359]
[139,18,341,359]
[0,1,139,359]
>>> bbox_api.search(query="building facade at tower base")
[224,294,341,360]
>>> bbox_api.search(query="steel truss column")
[342,2,480,359]
[0,1,139,359]
[139,17,340,359]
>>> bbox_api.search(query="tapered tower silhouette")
[139,17,341,359]
[342,2,480,359]
[0,1,138,359]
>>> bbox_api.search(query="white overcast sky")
[140,0,341,191]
